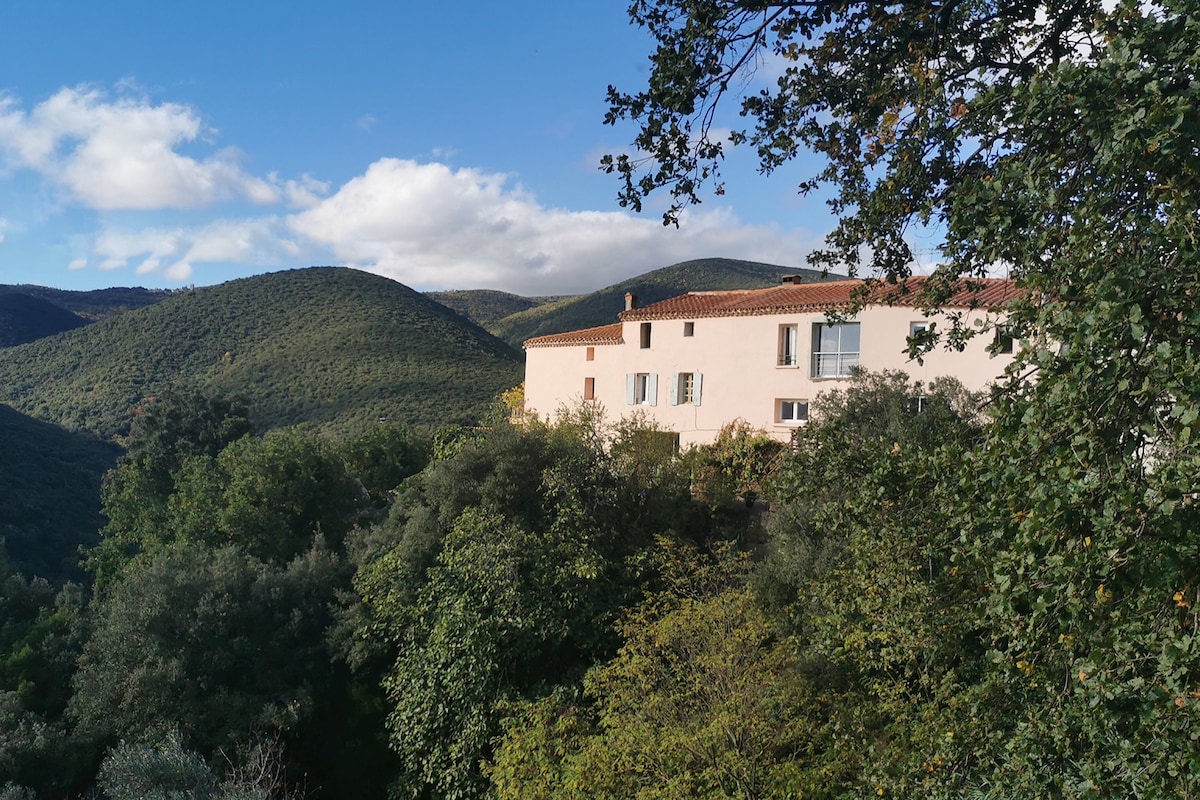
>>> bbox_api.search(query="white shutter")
[626,373,636,405]
[668,373,679,406]
[647,374,658,406]
[692,372,703,406]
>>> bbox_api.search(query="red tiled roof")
[524,322,624,349]
[619,277,1018,321]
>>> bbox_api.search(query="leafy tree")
[0,562,92,795]
[96,730,218,800]
[490,554,816,800]
[338,424,430,510]
[351,420,683,799]
[754,372,991,797]
[612,3,1200,794]
[682,420,784,510]
[70,543,343,764]
[90,391,252,587]
[168,429,362,564]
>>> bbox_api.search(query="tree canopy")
[609,3,1200,796]
[605,1,1199,308]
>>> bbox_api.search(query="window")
[670,371,703,406]
[586,346,595,361]
[778,324,799,366]
[583,377,595,400]
[683,321,695,337]
[626,373,657,406]
[640,322,652,349]
[994,324,1015,354]
[909,321,929,337]
[778,399,809,423]
[811,322,860,378]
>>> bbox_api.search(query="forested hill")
[489,257,838,347]
[0,267,523,438]
[0,404,118,580]
[0,293,90,346]
[0,284,168,321]
[425,289,570,329]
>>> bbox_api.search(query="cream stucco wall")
[525,306,1014,447]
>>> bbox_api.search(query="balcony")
[811,352,859,378]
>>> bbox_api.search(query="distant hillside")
[0,293,90,346]
[0,404,119,580]
[0,284,169,321]
[426,289,572,329]
[0,268,523,439]
[491,258,837,347]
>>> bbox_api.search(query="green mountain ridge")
[0,283,169,321]
[0,267,523,439]
[425,289,571,329]
[487,257,839,347]
[0,293,90,346]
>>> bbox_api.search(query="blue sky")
[0,1,834,295]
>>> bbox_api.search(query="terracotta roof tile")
[619,277,1019,321]
[524,322,624,349]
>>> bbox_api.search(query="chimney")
[625,292,638,311]
[780,275,803,285]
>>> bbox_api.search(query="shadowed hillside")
[490,258,838,347]
[426,289,571,329]
[0,404,119,580]
[0,267,523,439]
[0,294,90,346]
[0,284,169,321]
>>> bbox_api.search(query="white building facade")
[524,277,1019,447]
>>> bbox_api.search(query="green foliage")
[351,420,688,799]
[96,728,304,800]
[491,258,836,346]
[0,284,167,322]
[0,404,118,581]
[90,392,254,587]
[683,420,784,510]
[167,430,361,564]
[0,294,88,347]
[97,730,218,800]
[0,267,522,439]
[71,543,344,759]
[610,5,1200,788]
[747,372,988,797]
[425,289,569,330]
[490,552,815,800]
[339,424,430,508]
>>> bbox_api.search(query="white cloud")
[0,86,279,210]
[87,217,301,282]
[287,158,819,294]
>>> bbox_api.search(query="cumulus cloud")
[288,158,818,294]
[0,87,279,210]
[87,217,302,281]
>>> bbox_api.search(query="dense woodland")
[4,0,1200,795]
[0,268,523,439]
